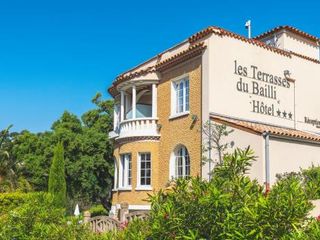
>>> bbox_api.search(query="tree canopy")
[1,93,114,211]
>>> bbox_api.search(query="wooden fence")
[85,210,149,233]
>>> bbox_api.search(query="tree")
[48,142,66,208]
[201,121,234,179]
[0,125,26,191]
[9,93,114,211]
[12,130,53,191]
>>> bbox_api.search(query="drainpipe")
[208,120,212,181]
[263,131,270,195]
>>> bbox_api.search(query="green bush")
[140,148,313,239]
[0,192,38,215]
[277,165,320,200]
[282,219,320,240]
[302,165,320,200]
[0,192,97,240]
[98,219,150,240]
[89,204,108,217]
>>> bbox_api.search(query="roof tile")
[211,115,320,143]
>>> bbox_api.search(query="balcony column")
[120,90,125,122]
[113,105,118,131]
[152,83,157,118]
[132,85,136,119]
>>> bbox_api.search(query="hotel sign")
[304,117,320,128]
[234,60,293,120]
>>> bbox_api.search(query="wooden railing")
[88,216,120,233]
[86,211,150,233]
[125,211,150,222]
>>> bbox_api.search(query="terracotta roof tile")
[254,26,319,43]
[108,26,319,97]
[189,26,291,57]
[155,42,206,71]
[290,51,320,64]
[108,42,207,96]
[211,115,320,143]
[115,66,156,83]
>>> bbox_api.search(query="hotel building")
[108,25,320,215]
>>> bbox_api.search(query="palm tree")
[0,125,19,191]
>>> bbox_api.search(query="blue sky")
[1,0,319,132]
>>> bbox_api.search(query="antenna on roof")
[245,20,251,39]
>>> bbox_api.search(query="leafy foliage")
[48,142,67,208]
[113,147,313,239]
[89,204,109,217]
[201,122,234,182]
[99,219,151,240]
[0,192,97,240]
[4,93,114,211]
[0,125,27,192]
[277,165,320,200]
[0,192,36,215]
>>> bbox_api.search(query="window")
[113,158,118,189]
[172,77,190,116]
[119,154,132,189]
[138,153,151,187]
[170,146,190,179]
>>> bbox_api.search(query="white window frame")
[113,158,118,191]
[136,152,152,191]
[119,154,132,190]
[169,145,190,179]
[170,75,190,119]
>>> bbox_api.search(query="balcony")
[118,118,159,139]
[109,81,160,140]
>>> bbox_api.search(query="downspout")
[208,120,212,181]
[263,131,270,194]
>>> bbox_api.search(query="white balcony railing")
[117,118,159,139]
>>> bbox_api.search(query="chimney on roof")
[245,20,252,39]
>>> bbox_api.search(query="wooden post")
[83,211,91,224]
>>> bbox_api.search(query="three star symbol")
[276,109,293,119]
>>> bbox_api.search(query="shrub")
[276,165,320,200]
[48,142,67,208]
[0,192,37,215]
[144,147,313,239]
[89,204,108,217]
[98,219,151,240]
[0,192,96,239]
[302,165,320,200]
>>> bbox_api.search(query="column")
[113,106,117,131]
[119,202,129,222]
[152,83,157,118]
[83,211,91,224]
[120,90,125,122]
[132,85,136,119]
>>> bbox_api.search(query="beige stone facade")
[110,56,203,214]
[108,25,320,215]
[157,57,202,187]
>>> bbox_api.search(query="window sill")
[135,186,153,191]
[117,187,132,191]
[112,188,118,192]
[169,111,190,120]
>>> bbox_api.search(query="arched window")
[170,145,190,179]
